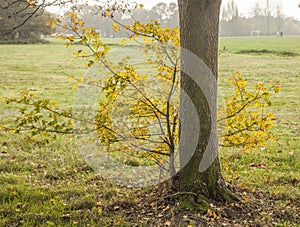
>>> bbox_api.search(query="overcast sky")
[138,0,300,19]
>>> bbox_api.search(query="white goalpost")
[251,31,261,37]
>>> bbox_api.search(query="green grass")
[0,37,299,226]
[218,36,300,200]
[219,36,300,54]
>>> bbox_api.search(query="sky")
[137,0,300,19]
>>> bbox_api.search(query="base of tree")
[99,181,299,225]
[178,178,239,213]
[0,38,50,45]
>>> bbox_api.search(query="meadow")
[0,36,299,226]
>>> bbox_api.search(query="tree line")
[55,2,179,38]
[54,0,300,38]
[220,0,300,36]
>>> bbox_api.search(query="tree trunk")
[178,0,224,204]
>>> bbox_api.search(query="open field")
[0,37,299,226]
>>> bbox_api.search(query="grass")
[219,36,300,54]
[0,36,299,226]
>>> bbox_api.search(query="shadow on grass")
[236,49,299,57]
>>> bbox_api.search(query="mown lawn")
[0,37,299,226]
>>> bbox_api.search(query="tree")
[167,2,179,28]
[263,0,275,35]
[275,1,284,33]
[250,0,277,35]
[2,0,280,211]
[150,2,169,24]
[52,0,232,207]
[177,0,226,206]
[221,0,239,22]
[177,0,279,206]
[220,0,240,36]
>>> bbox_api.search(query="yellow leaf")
[113,22,120,32]
[78,20,84,26]
[65,42,71,48]
[243,196,250,201]
[51,101,58,106]
[223,163,230,171]
[139,4,144,8]
[121,39,126,45]
[274,86,281,93]
[46,19,53,26]
[98,208,103,214]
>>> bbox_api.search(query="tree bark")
[178,0,224,203]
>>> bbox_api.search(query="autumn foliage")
[2,8,280,170]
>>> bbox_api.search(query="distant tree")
[165,3,179,28]
[275,1,284,33]
[150,2,168,23]
[149,2,178,27]
[250,0,286,36]
[0,0,53,43]
[221,0,239,22]
[251,2,262,18]
[128,8,147,23]
[259,0,276,35]
[220,0,240,36]
[0,0,71,35]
